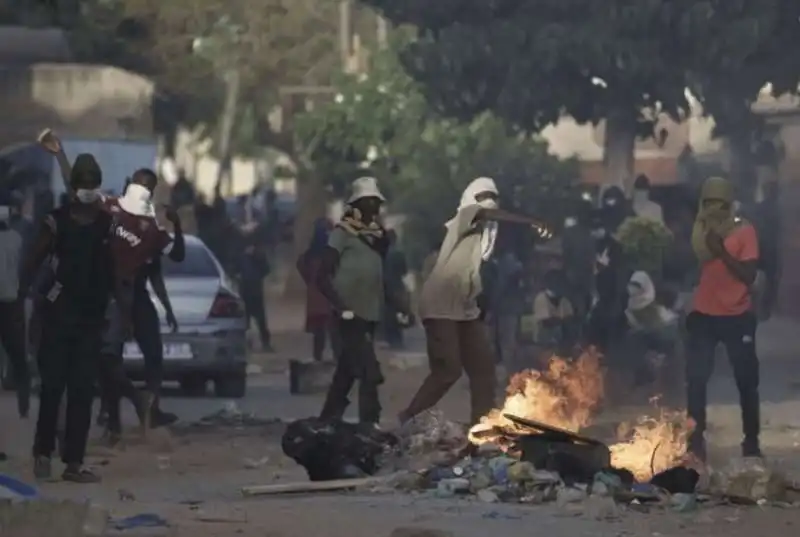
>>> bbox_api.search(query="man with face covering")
[686,176,761,461]
[19,153,114,482]
[398,177,549,427]
[631,174,664,224]
[316,177,408,426]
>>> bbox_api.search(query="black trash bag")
[649,466,700,494]
[281,418,398,481]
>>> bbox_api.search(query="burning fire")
[469,351,690,481]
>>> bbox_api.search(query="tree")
[296,45,579,267]
[358,0,691,189]
[359,0,800,191]
[680,0,800,198]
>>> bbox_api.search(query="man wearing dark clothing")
[561,199,596,323]
[750,180,781,319]
[236,222,273,352]
[20,153,113,483]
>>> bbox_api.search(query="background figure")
[623,271,680,391]
[0,202,29,416]
[750,180,781,320]
[631,174,664,223]
[382,229,409,349]
[561,198,596,325]
[235,218,274,352]
[530,269,576,356]
[297,218,339,361]
[489,249,524,368]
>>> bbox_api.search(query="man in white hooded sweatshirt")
[398,177,549,426]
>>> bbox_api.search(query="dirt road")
[2,304,800,536]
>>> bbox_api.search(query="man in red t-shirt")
[39,131,185,440]
[686,177,761,462]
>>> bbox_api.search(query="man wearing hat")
[315,177,408,426]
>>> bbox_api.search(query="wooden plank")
[241,476,383,497]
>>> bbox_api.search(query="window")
[161,242,219,277]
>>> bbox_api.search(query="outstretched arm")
[477,208,551,238]
[38,129,73,193]
[164,206,185,262]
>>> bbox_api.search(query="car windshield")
[161,242,219,278]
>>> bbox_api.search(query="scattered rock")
[477,489,499,503]
[584,495,619,520]
[390,527,454,537]
[716,458,786,501]
[390,471,428,492]
[468,472,493,493]
[557,486,587,506]
[243,456,270,469]
[435,478,470,498]
[670,493,698,512]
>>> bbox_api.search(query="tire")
[214,373,246,399]
[180,376,207,397]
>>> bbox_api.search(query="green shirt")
[328,227,384,322]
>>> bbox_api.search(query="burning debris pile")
[390,352,792,511]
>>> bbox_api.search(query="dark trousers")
[320,318,382,424]
[685,311,760,457]
[99,295,163,433]
[34,318,100,465]
[243,280,270,346]
[0,300,30,410]
[312,320,340,361]
[404,319,496,425]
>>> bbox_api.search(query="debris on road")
[241,476,387,497]
[281,418,397,481]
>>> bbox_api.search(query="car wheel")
[214,373,246,399]
[180,376,207,397]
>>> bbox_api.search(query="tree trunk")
[603,109,638,191]
[283,168,328,298]
[215,69,241,196]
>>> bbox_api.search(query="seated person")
[525,270,576,354]
[624,271,680,387]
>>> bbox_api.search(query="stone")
[390,527,455,537]
[469,472,493,493]
[583,495,619,520]
[390,471,428,492]
[477,489,500,503]
[670,493,698,512]
[435,478,470,498]
[557,486,587,506]
[717,458,786,501]
[507,461,537,483]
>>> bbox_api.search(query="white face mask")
[478,198,498,210]
[632,190,649,203]
[75,188,100,204]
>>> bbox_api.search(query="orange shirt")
[692,224,759,316]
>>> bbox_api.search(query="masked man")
[399,177,549,427]
[686,176,761,461]
[20,153,114,482]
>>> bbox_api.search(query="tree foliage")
[63,0,342,154]
[296,45,579,266]
[360,0,800,187]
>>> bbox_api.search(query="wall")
[0,63,154,148]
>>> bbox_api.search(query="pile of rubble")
[389,411,797,514]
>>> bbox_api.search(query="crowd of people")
[0,138,782,477]
[300,171,778,462]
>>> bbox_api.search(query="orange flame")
[468,351,689,481]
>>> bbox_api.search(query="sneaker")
[33,456,52,480]
[150,409,179,428]
[62,465,101,483]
